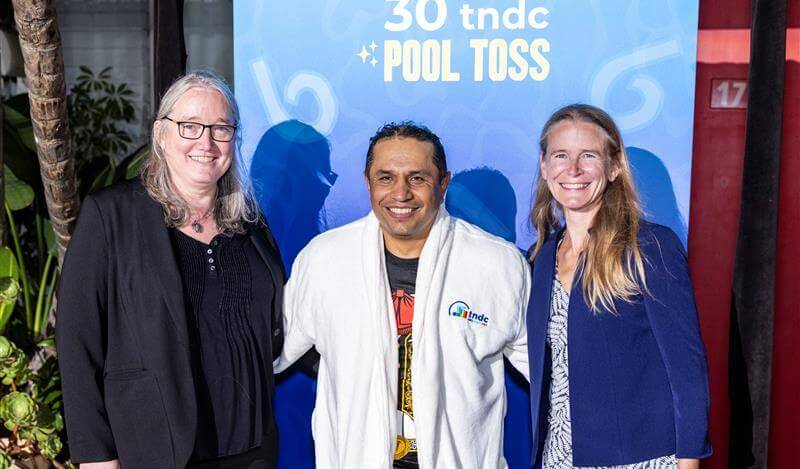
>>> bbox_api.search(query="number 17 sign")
[711,78,748,109]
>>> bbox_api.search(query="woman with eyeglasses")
[56,71,285,469]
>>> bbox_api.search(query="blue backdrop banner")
[234,2,699,467]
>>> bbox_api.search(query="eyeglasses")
[163,116,237,142]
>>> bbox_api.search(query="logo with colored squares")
[448,301,490,327]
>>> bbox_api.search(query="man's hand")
[81,460,120,469]
[677,458,700,469]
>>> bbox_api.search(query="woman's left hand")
[676,458,700,469]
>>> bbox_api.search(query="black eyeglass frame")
[162,116,238,142]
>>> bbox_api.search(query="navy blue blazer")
[527,222,712,466]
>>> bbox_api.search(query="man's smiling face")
[366,137,450,254]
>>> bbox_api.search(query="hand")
[81,460,120,469]
[676,458,700,469]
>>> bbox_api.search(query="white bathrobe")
[276,209,530,469]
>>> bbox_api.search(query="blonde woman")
[57,71,284,468]
[527,104,711,469]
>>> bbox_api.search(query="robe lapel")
[361,212,397,464]
[407,208,455,468]
[134,189,191,347]
[412,208,453,343]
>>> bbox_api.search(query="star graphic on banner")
[356,46,370,63]
[370,57,378,67]
[369,40,378,52]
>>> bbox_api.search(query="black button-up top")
[169,228,275,462]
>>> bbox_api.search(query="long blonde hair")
[529,104,647,313]
[142,70,258,234]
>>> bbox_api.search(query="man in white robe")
[275,122,530,469]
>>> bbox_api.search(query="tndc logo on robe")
[448,301,490,327]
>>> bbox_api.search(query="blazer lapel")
[249,223,286,357]
[528,229,561,462]
[530,234,558,369]
[133,188,191,347]
[249,221,285,284]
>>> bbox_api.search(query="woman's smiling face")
[157,87,234,193]
[540,120,620,216]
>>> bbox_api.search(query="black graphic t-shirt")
[385,249,419,468]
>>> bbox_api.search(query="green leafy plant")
[2,135,57,340]
[0,167,66,468]
[0,66,145,468]
[0,336,66,468]
[67,66,145,197]
[0,248,21,334]
[68,66,135,165]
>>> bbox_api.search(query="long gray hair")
[142,70,258,234]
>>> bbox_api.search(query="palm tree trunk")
[11,0,79,265]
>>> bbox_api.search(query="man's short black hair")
[364,121,448,181]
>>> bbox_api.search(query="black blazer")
[56,180,285,468]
